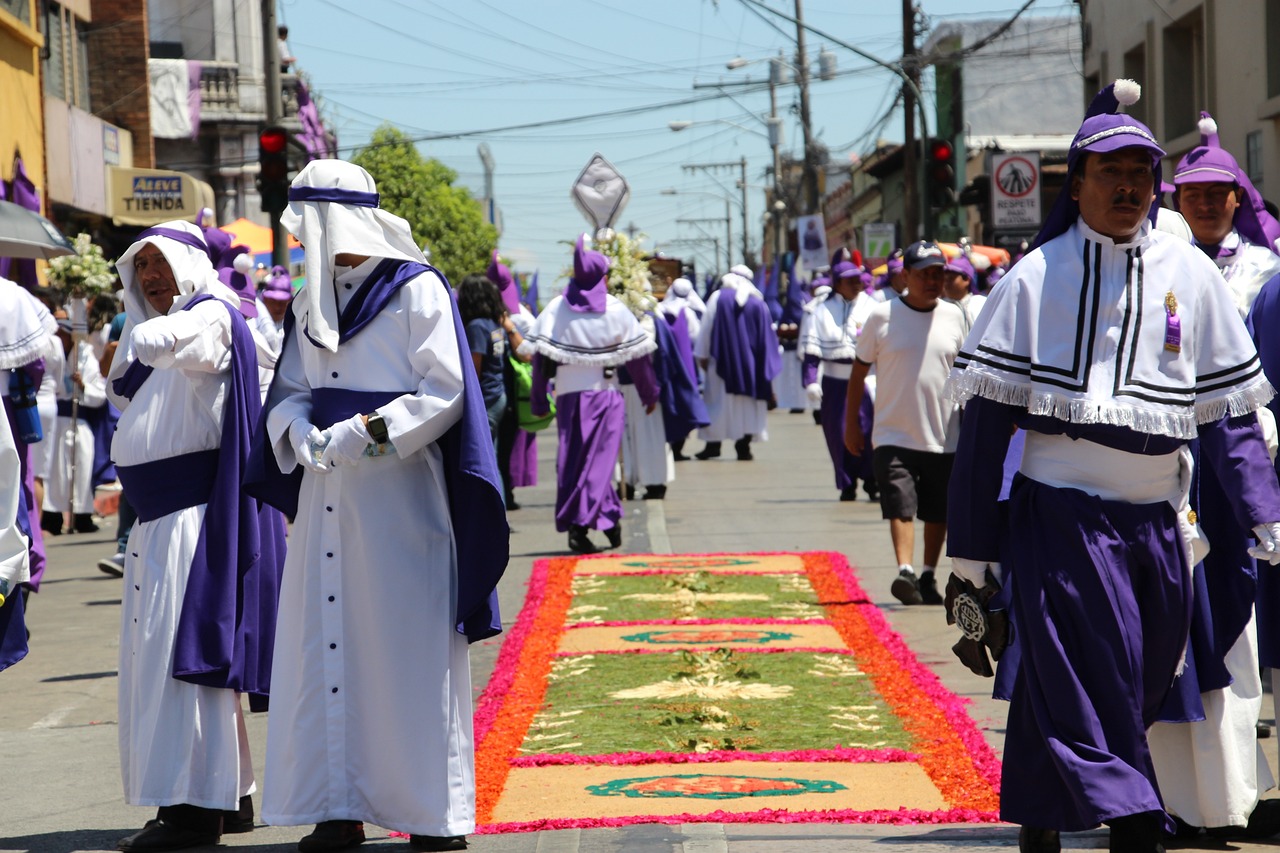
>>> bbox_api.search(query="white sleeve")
[139,300,234,376]
[264,323,312,474]
[77,345,108,409]
[0,412,29,588]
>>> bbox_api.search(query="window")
[1123,44,1148,126]
[0,0,30,24]
[1247,131,1264,191]
[41,0,63,100]
[1163,10,1205,140]
[1270,0,1280,98]
[40,1,89,109]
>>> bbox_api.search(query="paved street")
[3,409,1276,851]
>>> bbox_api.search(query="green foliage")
[350,124,497,284]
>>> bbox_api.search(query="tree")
[351,125,497,285]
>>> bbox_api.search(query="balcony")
[196,60,302,125]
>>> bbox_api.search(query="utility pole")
[901,0,919,243]
[262,0,288,268]
[793,0,819,215]
[738,156,749,263]
[768,66,785,264]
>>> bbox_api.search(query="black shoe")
[222,794,254,833]
[812,410,822,425]
[890,569,923,605]
[604,523,622,549]
[1018,826,1061,853]
[567,526,597,554]
[1259,720,1272,739]
[1207,798,1280,839]
[73,513,99,533]
[672,451,689,461]
[298,820,366,853]
[918,572,943,605]
[734,437,753,461]
[118,805,222,852]
[643,485,666,500]
[624,483,636,500]
[41,510,63,536]
[839,486,859,502]
[408,836,467,852]
[694,442,721,460]
[789,408,805,414]
[504,493,520,511]
[865,487,879,502]
[1108,813,1165,853]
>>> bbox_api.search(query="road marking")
[535,828,580,852]
[647,499,672,554]
[32,704,77,730]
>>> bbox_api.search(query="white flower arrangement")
[595,230,656,318]
[47,233,116,296]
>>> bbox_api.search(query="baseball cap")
[903,241,946,270]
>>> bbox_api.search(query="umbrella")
[0,199,75,259]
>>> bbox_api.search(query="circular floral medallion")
[586,774,847,799]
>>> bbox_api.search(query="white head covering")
[661,276,707,317]
[729,264,754,281]
[0,277,56,369]
[718,271,761,307]
[115,220,239,322]
[281,159,426,352]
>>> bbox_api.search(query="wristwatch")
[367,412,389,445]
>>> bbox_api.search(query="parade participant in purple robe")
[693,265,781,460]
[1137,108,1280,841]
[251,160,506,853]
[800,249,875,501]
[486,251,538,508]
[106,220,278,850]
[522,235,658,553]
[659,278,706,460]
[944,80,1280,853]
[773,261,809,415]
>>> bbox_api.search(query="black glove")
[944,571,1011,678]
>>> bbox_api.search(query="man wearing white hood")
[107,220,279,850]
[248,160,507,852]
[692,265,781,460]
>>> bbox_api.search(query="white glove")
[131,322,176,365]
[290,420,329,474]
[1251,523,1280,566]
[950,557,1004,588]
[319,413,372,469]
[805,383,823,406]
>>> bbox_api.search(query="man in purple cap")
[521,235,658,553]
[844,240,966,606]
[945,80,1280,853]
[941,254,985,331]
[799,248,876,501]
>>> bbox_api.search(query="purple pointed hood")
[486,249,523,314]
[1173,111,1280,254]
[1031,79,1165,250]
[262,265,293,301]
[564,234,609,313]
[829,246,862,280]
[217,246,258,319]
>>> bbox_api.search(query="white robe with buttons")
[44,340,106,515]
[108,296,254,810]
[261,261,474,836]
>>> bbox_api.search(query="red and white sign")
[991,153,1041,229]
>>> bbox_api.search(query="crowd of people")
[3,76,1280,853]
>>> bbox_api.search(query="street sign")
[990,152,1041,230]
[861,222,897,265]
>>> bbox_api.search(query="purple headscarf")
[486,249,523,315]
[564,234,609,313]
[1172,111,1280,255]
[1031,79,1165,251]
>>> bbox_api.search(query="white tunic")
[262,261,475,836]
[110,296,253,810]
[43,340,106,515]
[31,334,64,481]
[694,287,769,442]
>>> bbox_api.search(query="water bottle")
[8,370,42,444]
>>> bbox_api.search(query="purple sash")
[112,295,282,708]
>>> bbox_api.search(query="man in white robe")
[253,160,507,853]
[107,220,274,849]
[693,266,781,460]
[42,313,106,534]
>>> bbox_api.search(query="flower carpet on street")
[473,552,1001,832]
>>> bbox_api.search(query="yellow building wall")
[0,3,45,209]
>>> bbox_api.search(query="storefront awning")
[107,166,215,227]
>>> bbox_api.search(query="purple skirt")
[553,389,624,533]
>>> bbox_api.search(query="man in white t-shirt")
[843,241,967,606]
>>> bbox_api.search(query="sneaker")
[891,568,923,605]
[97,552,125,578]
[918,572,943,605]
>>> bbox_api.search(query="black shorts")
[872,446,954,523]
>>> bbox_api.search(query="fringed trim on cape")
[800,342,857,362]
[1194,376,1275,425]
[0,328,51,370]
[520,333,657,368]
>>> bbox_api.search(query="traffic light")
[257,125,290,215]
[926,137,957,209]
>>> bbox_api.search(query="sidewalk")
[2,409,1275,851]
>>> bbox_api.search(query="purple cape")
[113,295,283,709]
[655,310,709,442]
[709,291,782,400]
[245,260,508,643]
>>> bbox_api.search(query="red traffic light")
[259,127,288,154]
[930,139,954,163]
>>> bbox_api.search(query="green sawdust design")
[567,571,823,622]
[526,649,911,755]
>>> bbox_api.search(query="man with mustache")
[944,80,1280,853]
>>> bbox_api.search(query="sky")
[281,0,1079,288]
